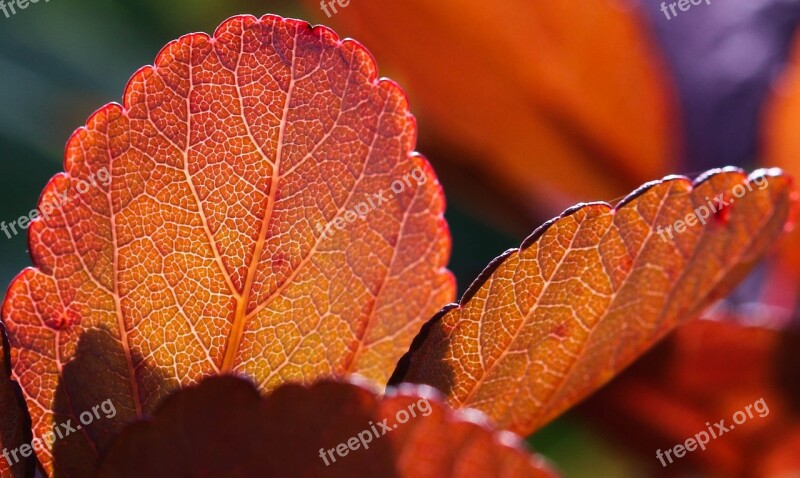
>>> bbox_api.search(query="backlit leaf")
[97,376,557,478]
[581,318,800,477]
[0,322,33,478]
[309,0,679,210]
[390,169,794,436]
[0,14,454,475]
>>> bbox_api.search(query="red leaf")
[97,376,557,478]
[581,319,800,477]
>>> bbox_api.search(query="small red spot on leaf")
[551,323,567,339]
[714,203,732,225]
[48,309,79,330]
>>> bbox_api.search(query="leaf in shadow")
[96,376,557,478]
[0,321,35,478]
[50,328,169,477]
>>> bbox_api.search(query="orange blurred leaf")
[581,319,800,477]
[390,169,794,437]
[97,376,557,478]
[763,28,800,308]
[310,0,679,210]
[0,322,33,478]
[0,14,454,475]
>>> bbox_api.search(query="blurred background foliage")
[2,0,800,476]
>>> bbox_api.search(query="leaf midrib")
[221,31,298,373]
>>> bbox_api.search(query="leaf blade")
[582,318,800,476]
[311,0,679,209]
[391,169,794,436]
[0,322,34,478]
[1,14,454,475]
[96,376,557,478]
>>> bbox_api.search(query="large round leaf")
[0,14,454,475]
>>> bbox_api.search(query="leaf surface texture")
[0,14,454,475]
[391,170,793,436]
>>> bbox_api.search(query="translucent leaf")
[391,169,793,436]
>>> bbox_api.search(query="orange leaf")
[581,319,800,477]
[0,14,454,475]
[0,322,33,478]
[390,169,794,436]
[96,376,557,478]
[308,0,679,210]
[763,29,800,305]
